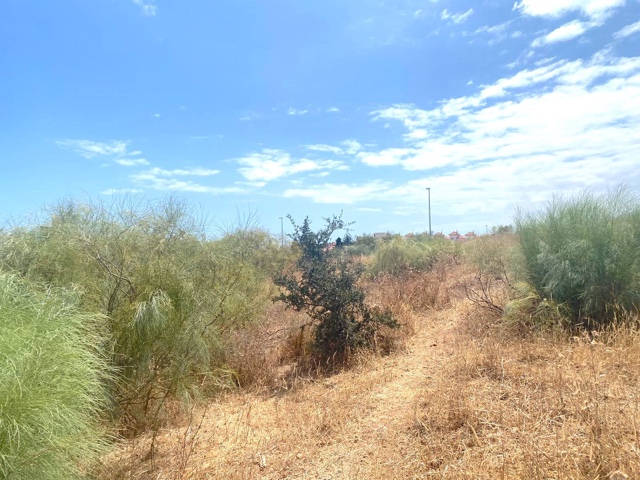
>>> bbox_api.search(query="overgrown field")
[1,188,639,479]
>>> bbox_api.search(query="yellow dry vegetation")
[99,263,640,480]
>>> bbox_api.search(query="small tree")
[275,215,397,360]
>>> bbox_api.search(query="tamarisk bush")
[0,274,110,479]
[516,187,640,326]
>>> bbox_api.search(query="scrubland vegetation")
[1,188,639,479]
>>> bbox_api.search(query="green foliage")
[0,274,110,480]
[274,215,397,359]
[0,196,274,430]
[516,187,640,326]
[367,236,460,277]
[503,281,572,331]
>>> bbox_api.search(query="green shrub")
[368,237,460,277]
[516,187,640,326]
[275,215,397,360]
[0,274,109,480]
[0,196,273,431]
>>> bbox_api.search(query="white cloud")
[283,181,391,204]
[130,171,242,194]
[514,0,626,23]
[365,49,640,211]
[101,188,143,195]
[327,107,340,113]
[304,140,361,156]
[342,139,362,155]
[441,8,474,24]
[56,139,128,159]
[305,144,345,155]
[145,167,220,176]
[357,148,411,167]
[115,158,150,167]
[133,0,157,16]
[532,19,590,46]
[473,21,513,44]
[614,20,640,39]
[55,139,156,171]
[236,149,347,183]
[288,108,309,116]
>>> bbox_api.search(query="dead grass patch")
[412,319,640,479]
[98,263,640,480]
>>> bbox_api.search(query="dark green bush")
[274,215,397,360]
[516,187,640,326]
[0,274,110,480]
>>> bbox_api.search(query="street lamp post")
[426,187,432,238]
[279,216,284,247]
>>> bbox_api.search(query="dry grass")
[413,314,640,479]
[98,264,640,480]
[222,301,313,391]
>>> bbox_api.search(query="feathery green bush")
[367,236,460,277]
[516,187,640,326]
[0,274,109,480]
[0,196,276,431]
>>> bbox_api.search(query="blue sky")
[1,0,639,237]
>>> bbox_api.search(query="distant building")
[373,232,390,239]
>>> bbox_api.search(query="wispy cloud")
[101,188,143,195]
[115,158,150,167]
[357,48,640,221]
[56,138,153,169]
[305,144,345,155]
[144,167,220,176]
[287,108,309,116]
[56,139,128,159]
[327,107,340,113]
[357,148,411,167]
[236,149,347,183]
[614,20,640,39]
[283,180,391,204]
[514,0,625,23]
[532,20,590,47]
[130,169,239,194]
[303,139,362,156]
[441,8,474,24]
[133,0,157,16]
[342,139,362,155]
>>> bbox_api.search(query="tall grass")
[0,274,110,479]
[367,236,460,277]
[516,187,640,326]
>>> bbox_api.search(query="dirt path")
[102,289,640,480]
[115,300,465,480]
